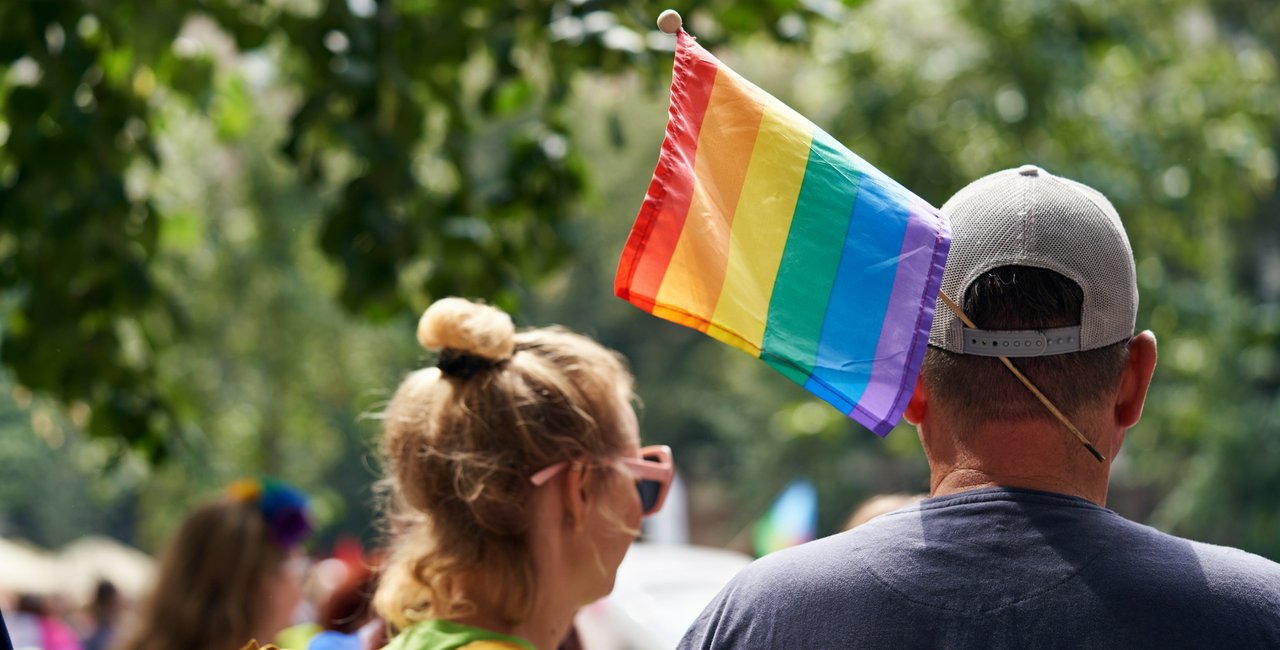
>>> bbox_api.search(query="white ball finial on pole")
[657,9,683,35]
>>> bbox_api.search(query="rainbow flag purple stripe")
[616,32,951,435]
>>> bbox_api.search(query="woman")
[114,478,312,650]
[375,297,674,650]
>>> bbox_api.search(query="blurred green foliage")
[0,0,1277,562]
[0,0,826,459]
[0,0,834,547]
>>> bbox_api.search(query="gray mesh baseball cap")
[930,164,1138,357]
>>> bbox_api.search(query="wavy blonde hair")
[374,297,634,631]
[113,499,286,650]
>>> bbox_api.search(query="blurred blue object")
[307,630,362,650]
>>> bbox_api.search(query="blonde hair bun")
[417,297,516,361]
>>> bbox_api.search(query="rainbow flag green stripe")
[761,129,862,387]
[616,32,951,435]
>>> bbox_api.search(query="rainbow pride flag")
[615,32,951,435]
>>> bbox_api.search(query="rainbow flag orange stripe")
[616,32,951,435]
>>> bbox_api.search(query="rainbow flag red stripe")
[616,32,951,435]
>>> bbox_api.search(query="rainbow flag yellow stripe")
[616,32,951,435]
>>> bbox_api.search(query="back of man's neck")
[932,466,1108,506]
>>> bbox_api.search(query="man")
[678,165,1280,648]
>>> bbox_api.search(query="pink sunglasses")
[529,445,675,516]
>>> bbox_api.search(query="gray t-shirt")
[679,487,1280,649]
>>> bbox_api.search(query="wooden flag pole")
[936,291,1106,463]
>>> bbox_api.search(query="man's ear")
[1116,331,1157,429]
[561,463,589,531]
[904,375,929,425]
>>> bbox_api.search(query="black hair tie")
[437,349,499,379]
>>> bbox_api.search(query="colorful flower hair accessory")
[228,477,313,549]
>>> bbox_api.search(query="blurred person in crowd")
[9,594,81,650]
[114,478,312,650]
[2,607,12,650]
[306,554,384,650]
[842,493,926,531]
[679,166,1280,648]
[80,580,121,650]
[374,297,674,650]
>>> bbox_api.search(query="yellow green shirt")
[275,621,322,650]
[382,620,536,650]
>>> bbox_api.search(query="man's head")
[908,165,1157,502]
[921,266,1130,425]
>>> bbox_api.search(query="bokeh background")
[1,0,1277,596]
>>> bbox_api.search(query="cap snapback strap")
[961,326,1081,357]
